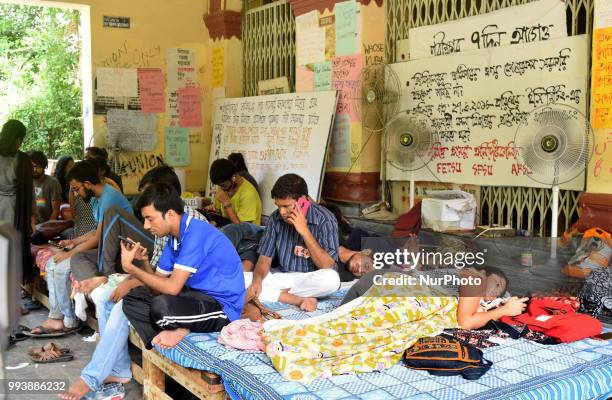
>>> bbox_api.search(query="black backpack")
[403,334,492,380]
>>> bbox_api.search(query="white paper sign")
[595,0,612,28]
[389,35,589,190]
[166,48,197,89]
[409,0,567,60]
[295,11,325,66]
[107,109,158,152]
[208,92,338,215]
[96,68,138,97]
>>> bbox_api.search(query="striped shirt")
[150,206,207,267]
[258,203,339,273]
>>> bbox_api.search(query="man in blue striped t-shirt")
[245,174,340,311]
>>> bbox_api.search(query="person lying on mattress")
[262,266,528,382]
[245,173,341,312]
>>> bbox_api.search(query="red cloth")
[392,201,422,238]
[500,298,602,343]
[530,296,580,312]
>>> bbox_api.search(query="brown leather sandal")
[28,342,73,363]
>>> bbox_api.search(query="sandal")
[24,324,79,338]
[29,342,73,364]
[28,342,71,357]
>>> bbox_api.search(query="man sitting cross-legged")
[245,174,340,312]
[121,183,245,350]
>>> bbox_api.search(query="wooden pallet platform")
[28,278,226,399]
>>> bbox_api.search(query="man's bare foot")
[31,319,64,334]
[151,328,190,349]
[300,298,317,312]
[104,376,130,384]
[79,276,108,295]
[57,378,90,400]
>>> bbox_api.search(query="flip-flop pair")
[28,342,74,363]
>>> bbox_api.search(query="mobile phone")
[48,240,69,252]
[118,235,136,247]
[297,196,311,216]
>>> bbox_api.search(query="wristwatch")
[223,202,232,209]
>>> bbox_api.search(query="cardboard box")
[421,190,476,232]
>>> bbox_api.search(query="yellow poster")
[588,26,612,193]
[211,47,224,87]
[592,28,612,129]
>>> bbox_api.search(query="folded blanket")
[218,319,265,351]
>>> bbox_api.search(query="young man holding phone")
[207,158,262,225]
[29,161,132,336]
[121,183,245,350]
[245,174,340,311]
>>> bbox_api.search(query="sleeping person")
[262,266,526,382]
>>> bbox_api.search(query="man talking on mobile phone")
[245,174,340,311]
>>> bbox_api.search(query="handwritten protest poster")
[296,11,325,65]
[588,1,612,194]
[107,109,157,152]
[390,35,588,190]
[165,126,190,166]
[96,68,138,97]
[258,76,291,95]
[212,47,225,87]
[166,48,197,89]
[314,61,332,91]
[320,14,336,59]
[592,28,612,129]
[595,0,612,28]
[138,68,164,113]
[409,0,566,60]
[208,91,337,215]
[331,114,352,168]
[166,90,179,126]
[178,87,202,127]
[296,65,314,92]
[335,0,358,56]
[332,54,363,122]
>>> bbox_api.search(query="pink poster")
[178,86,202,127]
[138,68,165,113]
[332,54,363,122]
[295,65,314,92]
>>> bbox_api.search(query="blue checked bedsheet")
[155,290,612,400]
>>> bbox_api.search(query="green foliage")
[0,4,83,159]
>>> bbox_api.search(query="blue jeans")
[45,258,77,328]
[81,295,132,391]
[89,284,114,334]
[89,275,127,333]
[220,222,262,247]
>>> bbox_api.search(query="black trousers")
[123,286,229,349]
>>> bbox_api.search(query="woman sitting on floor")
[263,266,528,382]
